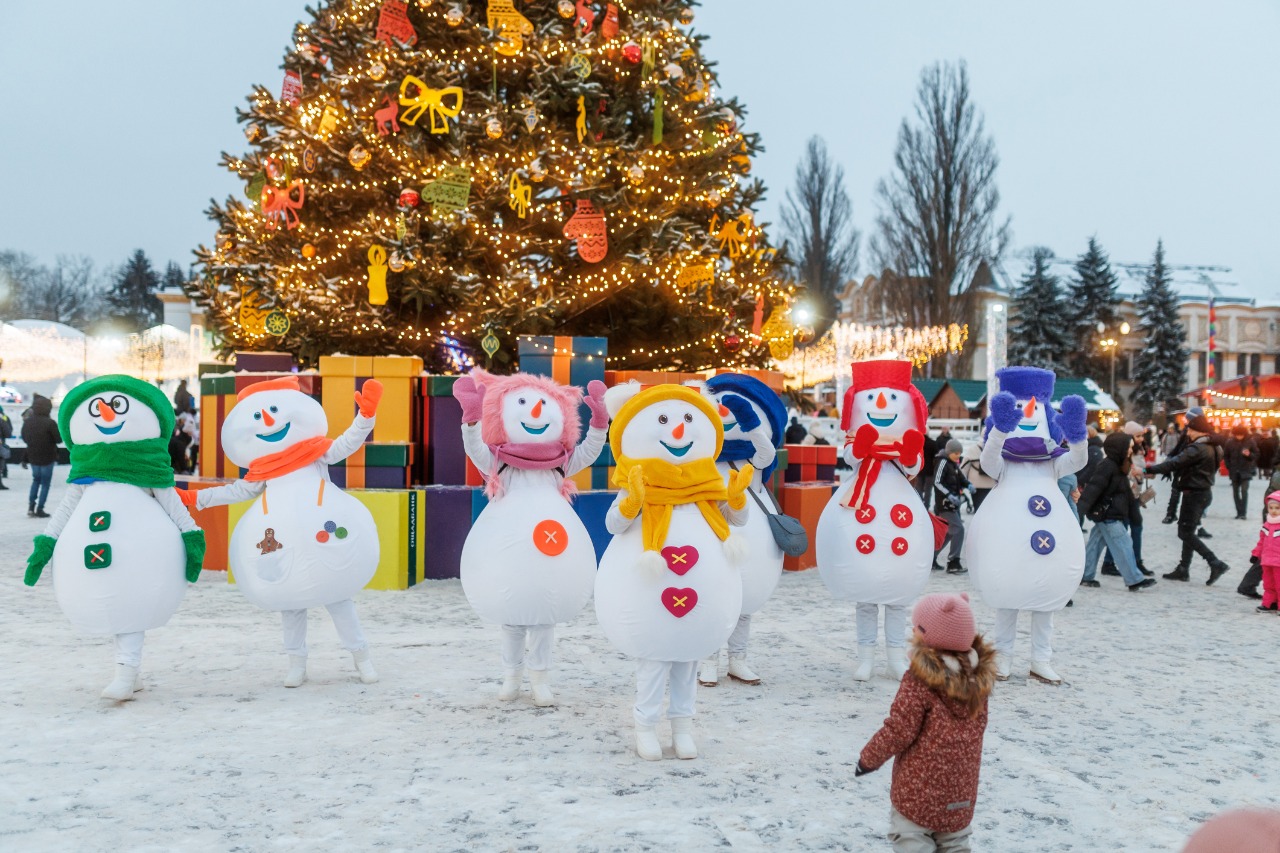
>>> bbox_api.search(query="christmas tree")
[1066,236,1122,381]
[1130,240,1189,419]
[190,0,791,371]
[1007,247,1072,373]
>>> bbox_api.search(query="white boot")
[727,655,760,685]
[352,648,379,684]
[283,655,308,688]
[1029,659,1062,685]
[498,670,522,701]
[101,665,142,701]
[886,647,909,681]
[995,653,1011,682]
[697,656,719,687]
[528,669,555,707]
[635,723,663,761]
[670,717,698,760]
[853,645,876,681]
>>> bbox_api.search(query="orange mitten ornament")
[563,199,608,263]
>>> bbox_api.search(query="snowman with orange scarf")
[816,360,934,682]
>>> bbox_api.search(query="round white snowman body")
[816,386,931,606]
[964,400,1081,611]
[223,388,377,611]
[461,385,596,625]
[595,393,742,661]
[53,390,187,634]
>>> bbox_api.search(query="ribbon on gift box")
[261,180,305,231]
[399,76,464,133]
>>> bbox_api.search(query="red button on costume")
[890,504,914,528]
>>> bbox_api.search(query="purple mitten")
[452,375,486,424]
[1058,395,1088,443]
[584,379,609,429]
[989,391,1021,433]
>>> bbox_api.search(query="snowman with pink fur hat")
[453,369,608,706]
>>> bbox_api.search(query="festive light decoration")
[772,322,971,388]
[367,246,389,305]
[398,76,464,132]
[487,0,533,56]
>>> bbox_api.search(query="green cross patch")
[89,511,111,532]
[84,544,112,570]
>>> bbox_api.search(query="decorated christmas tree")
[190,0,791,371]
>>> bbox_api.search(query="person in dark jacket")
[1076,427,1105,504]
[0,407,12,489]
[20,394,60,518]
[1078,433,1157,591]
[1224,426,1258,518]
[173,379,193,416]
[1257,429,1277,482]
[932,440,971,574]
[784,416,807,444]
[916,431,941,502]
[1146,415,1230,584]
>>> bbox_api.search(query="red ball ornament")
[398,187,421,209]
[723,333,741,353]
[622,41,642,64]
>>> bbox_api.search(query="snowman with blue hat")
[962,366,1088,685]
[694,373,789,687]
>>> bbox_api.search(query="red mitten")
[851,423,880,459]
[354,379,383,418]
[899,429,924,467]
[452,375,486,424]
[176,488,198,509]
[584,380,609,429]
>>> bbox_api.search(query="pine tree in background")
[1130,240,1188,419]
[162,261,188,293]
[1007,247,1071,372]
[106,249,162,332]
[1066,236,1122,381]
[191,0,790,370]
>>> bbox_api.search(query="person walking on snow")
[1248,490,1280,613]
[21,394,61,518]
[1224,426,1258,519]
[1145,413,1230,585]
[932,439,971,574]
[1077,432,1157,592]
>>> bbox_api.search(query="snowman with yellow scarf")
[596,383,752,761]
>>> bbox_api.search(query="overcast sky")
[1,1,1276,300]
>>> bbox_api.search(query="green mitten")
[25,535,56,586]
[182,529,207,583]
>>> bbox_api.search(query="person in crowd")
[1248,490,1280,613]
[932,439,972,574]
[0,406,12,490]
[20,394,60,518]
[1161,416,1185,523]
[1100,422,1154,578]
[1145,413,1230,585]
[1057,471,1079,521]
[168,419,193,475]
[959,440,995,509]
[1224,425,1259,519]
[856,592,995,853]
[173,379,193,417]
[1077,425,1105,491]
[784,415,807,444]
[1258,428,1278,481]
[1078,432,1157,591]
[176,406,199,472]
[917,429,941,503]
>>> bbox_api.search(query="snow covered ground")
[2,467,1277,852]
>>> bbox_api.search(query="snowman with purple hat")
[962,366,1088,685]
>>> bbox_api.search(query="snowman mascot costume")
[23,376,206,701]
[179,375,383,687]
[816,360,932,681]
[452,369,608,706]
[963,367,1087,685]
[596,383,751,760]
[694,373,787,688]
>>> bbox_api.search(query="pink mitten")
[452,375,486,424]
[584,380,609,429]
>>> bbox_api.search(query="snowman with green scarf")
[23,375,206,702]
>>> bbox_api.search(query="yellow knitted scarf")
[612,455,731,551]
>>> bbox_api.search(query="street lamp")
[1097,320,1131,402]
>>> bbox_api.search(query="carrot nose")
[875,392,887,409]
[672,422,686,440]
[1023,397,1037,418]
[531,400,543,418]
[261,408,276,427]
[98,404,116,423]
[717,404,730,418]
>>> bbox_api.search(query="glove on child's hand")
[854,761,874,777]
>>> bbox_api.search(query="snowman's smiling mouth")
[868,414,898,427]
[660,440,693,457]
[94,422,124,435]
[1017,423,1038,432]
[521,422,549,435]
[256,423,292,442]
[723,421,737,431]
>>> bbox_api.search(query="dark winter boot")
[1163,565,1191,581]
[27,502,35,518]
[1100,563,1121,577]
[1161,515,1176,524]
[1137,562,1154,577]
[946,558,967,575]
[1207,562,1230,586]
[1197,527,1213,539]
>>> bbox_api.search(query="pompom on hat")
[911,592,976,652]
[841,359,929,434]
[1181,808,1280,853]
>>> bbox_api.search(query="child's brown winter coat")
[859,635,997,833]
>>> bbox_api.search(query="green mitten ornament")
[182,529,207,583]
[25,535,57,586]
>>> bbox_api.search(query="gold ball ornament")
[707,189,722,205]
[627,164,644,183]
[664,63,684,80]
[485,117,503,139]
[445,5,463,26]
[301,242,316,259]
[557,0,575,18]
[529,159,547,182]
[348,144,371,170]
[678,7,695,25]
[388,252,406,273]
[218,234,236,252]
[244,123,262,142]
[369,61,386,81]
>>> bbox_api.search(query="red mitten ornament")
[354,379,384,418]
[563,199,608,263]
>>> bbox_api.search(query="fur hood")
[908,634,997,718]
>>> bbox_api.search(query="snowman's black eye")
[253,412,262,421]
[269,405,278,414]
[683,413,693,423]
[890,393,898,401]
[517,397,526,405]
[658,414,668,424]
[109,395,129,414]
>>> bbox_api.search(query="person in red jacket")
[1249,490,1280,612]
[856,592,996,852]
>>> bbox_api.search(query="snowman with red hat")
[817,359,934,681]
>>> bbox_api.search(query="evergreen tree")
[1066,236,1121,380]
[1130,240,1188,419]
[162,261,188,292]
[1007,247,1071,371]
[191,0,789,370]
[105,250,162,332]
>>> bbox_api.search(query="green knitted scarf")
[66,438,176,489]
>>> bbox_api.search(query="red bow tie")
[849,423,924,468]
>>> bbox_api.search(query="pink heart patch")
[660,545,699,576]
[661,587,698,617]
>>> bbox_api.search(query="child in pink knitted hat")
[1249,490,1280,613]
[856,593,996,852]
[1181,807,1280,853]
